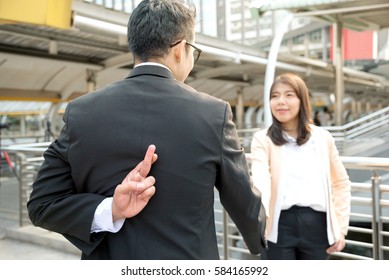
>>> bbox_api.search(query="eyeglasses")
[170,40,202,64]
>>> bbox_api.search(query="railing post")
[371,171,383,259]
[222,209,229,260]
[16,152,36,227]
[16,153,25,227]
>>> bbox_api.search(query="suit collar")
[127,64,175,80]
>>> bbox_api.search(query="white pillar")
[236,88,244,129]
[333,17,345,126]
[20,115,26,134]
[263,13,294,127]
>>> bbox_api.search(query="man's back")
[28,0,265,260]
[56,65,264,259]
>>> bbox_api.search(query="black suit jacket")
[27,65,266,259]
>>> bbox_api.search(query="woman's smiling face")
[270,82,301,128]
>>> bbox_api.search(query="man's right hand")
[112,145,158,222]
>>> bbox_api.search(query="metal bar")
[371,172,380,259]
[332,252,372,260]
[346,239,374,249]
[341,156,389,170]
[17,155,23,227]
[347,226,372,234]
[381,245,389,252]
[222,209,229,260]
[377,175,384,260]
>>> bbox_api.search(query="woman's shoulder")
[253,127,268,138]
[252,127,272,146]
[310,124,333,139]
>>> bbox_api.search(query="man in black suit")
[27,0,266,259]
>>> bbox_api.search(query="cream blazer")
[250,125,351,244]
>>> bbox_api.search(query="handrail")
[324,107,389,140]
[341,156,389,170]
[335,107,389,132]
[4,142,52,154]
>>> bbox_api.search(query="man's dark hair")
[128,0,196,62]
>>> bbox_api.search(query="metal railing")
[14,154,44,226]
[324,107,389,155]
[3,144,389,260]
[3,143,49,226]
[217,155,389,260]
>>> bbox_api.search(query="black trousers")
[263,206,330,260]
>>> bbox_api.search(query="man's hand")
[112,145,158,222]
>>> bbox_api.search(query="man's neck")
[134,62,172,73]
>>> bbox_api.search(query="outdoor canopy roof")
[0,0,388,117]
[253,0,389,31]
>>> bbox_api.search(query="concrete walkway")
[0,176,80,260]
[0,224,81,260]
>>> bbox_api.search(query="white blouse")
[278,133,327,213]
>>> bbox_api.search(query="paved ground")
[0,234,80,260]
[0,218,81,260]
[0,176,80,260]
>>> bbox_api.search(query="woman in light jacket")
[251,73,351,260]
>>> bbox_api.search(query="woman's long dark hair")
[267,73,312,146]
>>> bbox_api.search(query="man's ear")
[172,40,186,63]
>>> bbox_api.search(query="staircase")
[325,107,389,156]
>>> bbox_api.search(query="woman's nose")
[277,95,286,104]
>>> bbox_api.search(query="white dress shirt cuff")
[91,197,125,233]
